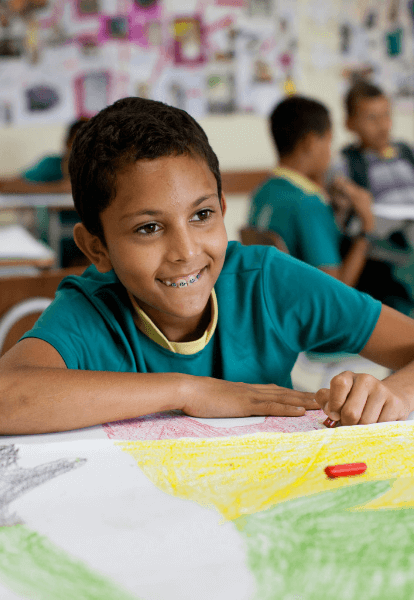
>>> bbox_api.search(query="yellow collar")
[380,146,397,160]
[274,166,328,204]
[128,289,218,355]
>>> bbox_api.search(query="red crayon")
[324,462,367,479]
[323,417,339,428]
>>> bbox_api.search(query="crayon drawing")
[1,423,414,599]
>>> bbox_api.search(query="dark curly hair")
[69,97,222,243]
[270,96,331,158]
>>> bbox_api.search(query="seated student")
[333,81,414,315]
[0,119,89,267]
[248,96,375,288]
[1,97,414,435]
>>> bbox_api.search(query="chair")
[0,266,85,356]
[239,226,289,254]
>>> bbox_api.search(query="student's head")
[65,118,89,151]
[70,97,227,332]
[270,96,332,180]
[345,82,391,151]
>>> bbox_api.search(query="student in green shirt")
[1,97,414,435]
[0,119,88,267]
[249,96,375,288]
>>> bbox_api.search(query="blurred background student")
[330,81,414,315]
[0,119,89,267]
[248,96,375,289]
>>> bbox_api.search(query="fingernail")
[323,417,339,428]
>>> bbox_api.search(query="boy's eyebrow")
[121,193,219,220]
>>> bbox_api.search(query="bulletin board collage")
[1,0,414,128]
[0,0,299,126]
[339,0,414,110]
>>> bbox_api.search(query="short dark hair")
[69,97,222,242]
[269,96,331,157]
[65,118,89,146]
[345,81,384,118]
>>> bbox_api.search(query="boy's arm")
[316,305,414,425]
[0,338,318,435]
[322,175,375,287]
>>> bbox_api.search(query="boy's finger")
[261,403,306,417]
[377,398,406,423]
[336,375,374,425]
[276,391,318,408]
[326,371,355,420]
[315,387,329,408]
[358,391,386,424]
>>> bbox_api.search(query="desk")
[373,204,414,220]
[1,410,414,600]
[0,193,74,266]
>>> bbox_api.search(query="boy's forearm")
[0,368,188,435]
[339,236,370,287]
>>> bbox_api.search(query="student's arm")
[0,177,71,194]
[322,175,375,287]
[0,338,319,435]
[316,304,414,425]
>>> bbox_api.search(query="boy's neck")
[278,157,320,185]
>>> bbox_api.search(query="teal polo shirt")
[21,242,381,389]
[249,174,341,269]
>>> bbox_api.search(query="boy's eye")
[191,209,213,222]
[136,222,161,235]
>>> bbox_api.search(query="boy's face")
[308,128,332,181]
[347,95,392,151]
[95,154,228,338]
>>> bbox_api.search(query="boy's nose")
[167,226,199,262]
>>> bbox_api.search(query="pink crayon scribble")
[103,410,326,441]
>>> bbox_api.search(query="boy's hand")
[315,371,411,425]
[181,376,320,418]
[332,175,375,233]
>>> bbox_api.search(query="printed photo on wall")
[173,17,205,65]
[74,70,111,118]
[75,0,100,18]
[248,0,273,18]
[206,68,236,113]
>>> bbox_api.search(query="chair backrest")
[0,266,85,356]
[239,226,289,254]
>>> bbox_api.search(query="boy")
[248,96,375,288]
[0,119,89,267]
[334,81,414,314]
[1,97,414,435]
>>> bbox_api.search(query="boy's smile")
[95,154,228,342]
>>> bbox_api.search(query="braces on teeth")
[165,272,201,288]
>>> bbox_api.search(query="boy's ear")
[73,223,113,273]
[220,192,227,217]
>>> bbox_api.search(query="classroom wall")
[1,0,414,241]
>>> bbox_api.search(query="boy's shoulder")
[58,265,123,300]
[253,172,322,204]
[222,240,296,276]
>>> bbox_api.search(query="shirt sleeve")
[19,285,128,371]
[262,247,382,355]
[294,195,342,268]
[22,156,63,182]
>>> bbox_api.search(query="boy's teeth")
[162,270,201,287]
